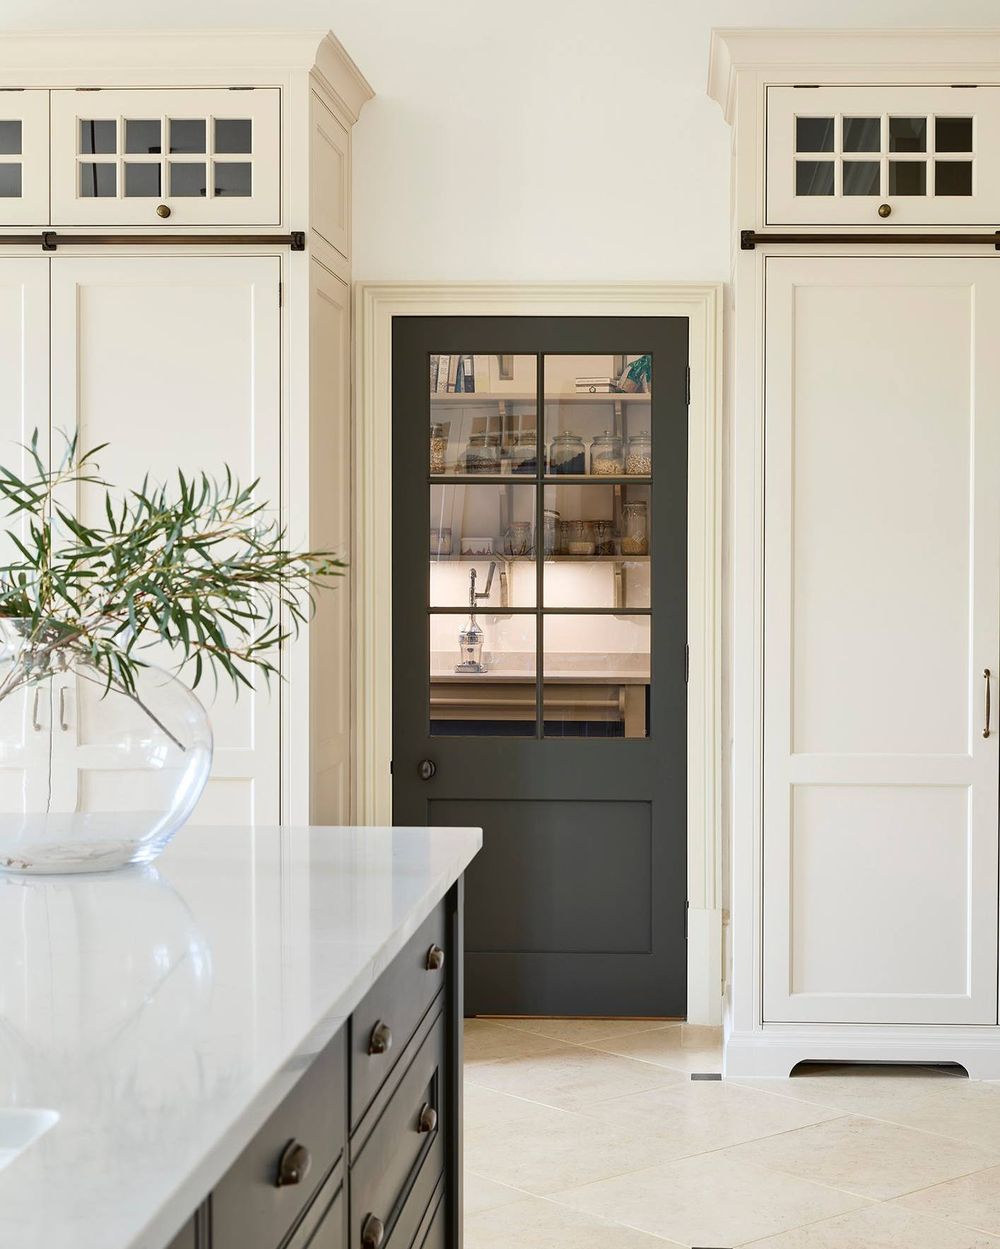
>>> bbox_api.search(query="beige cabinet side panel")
[309,261,352,822]
[310,92,350,261]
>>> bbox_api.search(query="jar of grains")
[430,423,447,474]
[548,432,587,475]
[626,432,652,476]
[566,520,596,556]
[590,432,624,475]
[621,501,648,554]
[593,519,617,556]
[462,431,501,474]
[504,429,538,475]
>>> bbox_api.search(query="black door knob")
[417,759,436,780]
[275,1140,312,1187]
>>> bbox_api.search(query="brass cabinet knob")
[425,944,445,971]
[155,203,171,218]
[417,1102,438,1134]
[368,1020,392,1056]
[877,203,892,218]
[275,1139,311,1188]
[361,1214,385,1249]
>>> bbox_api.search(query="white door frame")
[353,282,724,1025]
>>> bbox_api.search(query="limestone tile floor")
[463,1019,1000,1248]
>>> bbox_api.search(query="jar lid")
[468,432,500,446]
[551,431,582,443]
[592,431,622,444]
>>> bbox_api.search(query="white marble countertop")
[0,824,482,1249]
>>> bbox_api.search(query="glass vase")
[0,619,213,874]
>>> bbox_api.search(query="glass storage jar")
[548,432,587,476]
[590,432,624,476]
[593,519,617,556]
[503,520,533,556]
[462,432,501,474]
[504,430,538,475]
[621,501,648,554]
[557,520,572,555]
[566,520,596,556]
[430,526,452,557]
[543,509,559,555]
[626,432,652,476]
[429,422,448,474]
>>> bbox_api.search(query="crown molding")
[0,30,372,111]
[709,27,1000,123]
[312,31,374,124]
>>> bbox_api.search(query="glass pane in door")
[429,353,536,476]
[430,483,536,608]
[542,482,650,609]
[430,613,536,737]
[542,615,651,738]
[544,353,651,475]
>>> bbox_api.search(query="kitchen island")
[0,824,481,1249]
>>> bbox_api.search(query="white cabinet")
[0,259,50,816]
[0,92,48,224]
[766,85,1000,225]
[48,256,282,825]
[50,88,281,226]
[762,255,1000,1025]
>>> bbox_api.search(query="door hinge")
[389,759,393,775]
[684,643,690,684]
[685,366,691,406]
[684,901,689,940]
[278,281,283,308]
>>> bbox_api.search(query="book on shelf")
[435,354,450,393]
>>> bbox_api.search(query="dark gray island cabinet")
[168,895,461,1249]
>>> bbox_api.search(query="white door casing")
[762,255,1000,1026]
[49,254,282,826]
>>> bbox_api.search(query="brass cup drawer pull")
[985,668,992,739]
[275,1139,312,1188]
[425,944,445,971]
[368,1020,393,1056]
[416,1102,438,1134]
[361,1213,385,1249]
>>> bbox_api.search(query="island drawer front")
[284,1158,346,1249]
[410,1180,445,1249]
[213,1028,347,1249]
[350,1010,446,1249]
[350,903,447,1126]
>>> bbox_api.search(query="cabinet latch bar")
[742,228,1000,251]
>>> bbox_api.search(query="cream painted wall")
[5,2,1000,281]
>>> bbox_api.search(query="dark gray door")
[392,316,688,1016]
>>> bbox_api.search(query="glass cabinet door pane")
[542,483,650,608]
[429,353,536,475]
[542,616,650,738]
[430,613,536,737]
[543,353,651,477]
[430,483,536,608]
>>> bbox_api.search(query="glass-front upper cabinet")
[50,88,280,226]
[0,91,48,225]
[766,85,1000,225]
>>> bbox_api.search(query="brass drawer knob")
[417,1102,438,1134]
[361,1213,385,1249]
[275,1139,311,1188]
[877,203,892,218]
[368,1020,393,1056]
[155,203,171,219]
[425,944,445,971]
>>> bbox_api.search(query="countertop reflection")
[0,824,482,1249]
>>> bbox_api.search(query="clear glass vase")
[0,619,213,874]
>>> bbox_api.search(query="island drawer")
[350,1009,446,1249]
[350,903,447,1126]
[410,1180,445,1249]
[213,1028,347,1249]
[284,1158,346,1249]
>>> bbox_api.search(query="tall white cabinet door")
[49,256,281,826]
[763,255,1000,1025]
[0,260,50,813]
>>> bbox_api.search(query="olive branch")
[0,431,344,711]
